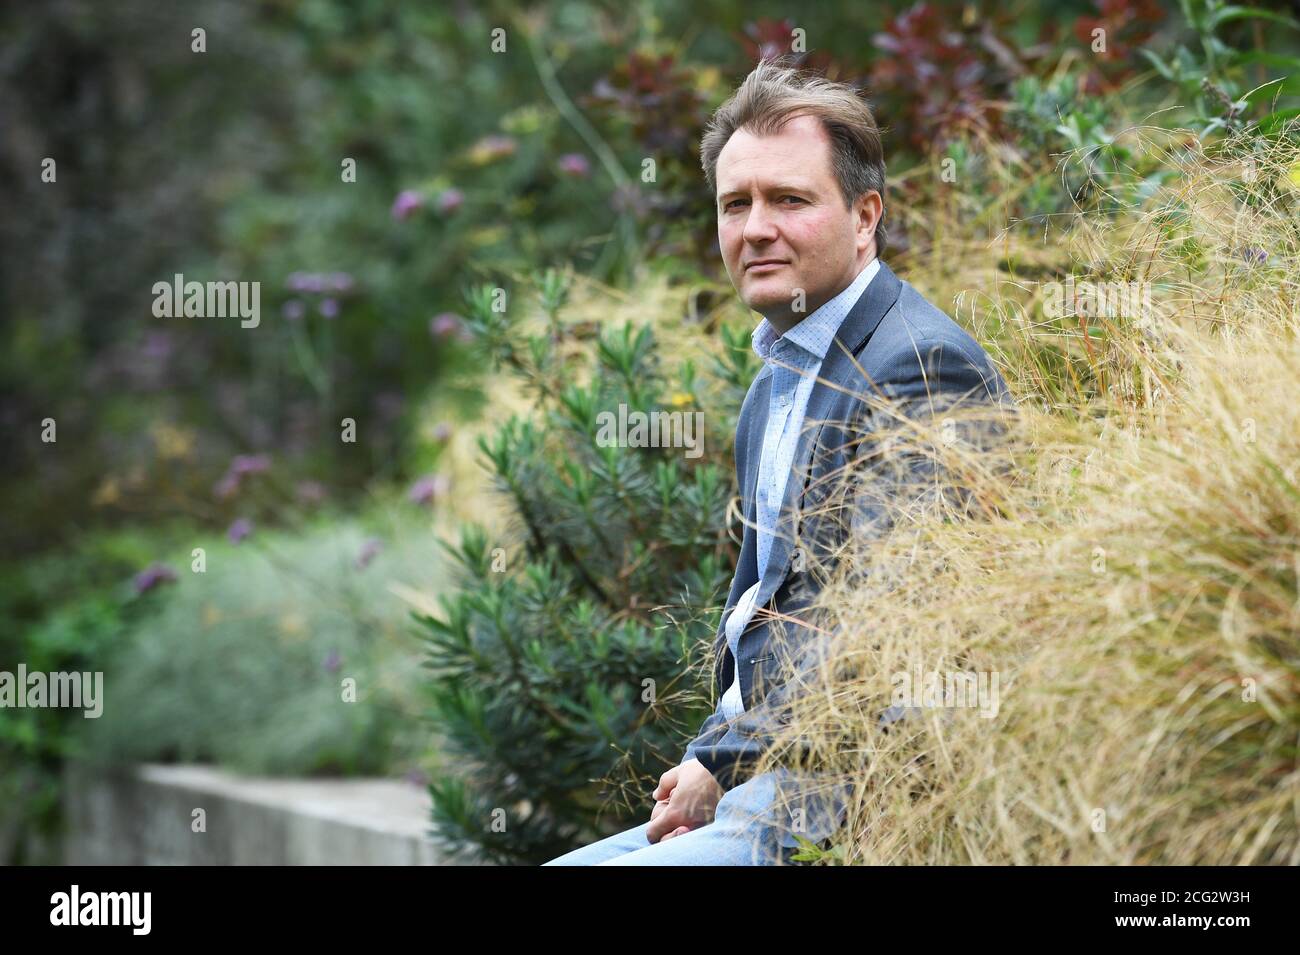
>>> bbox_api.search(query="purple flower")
[391,189,424,221]
[214,454,270,499]
[141,332,174,362]
[133,562,178,596]
[213,472,241,500]
[327,272,355,293]
[355,537,384,570]
[228,518,253,544]
[319,297,340,319]
[435,188,464,214]
[1242,246,1269,265]
[405,768,430,788]
[282,299,306,321]
[322,649,342,673]
[432,421,453,443]
[229,454,270,477]
[429,312,463,339]
[557,153,591,178]
[408,473,451,506]
[286,271,328,294]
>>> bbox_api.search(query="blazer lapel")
[752,260,905,605]
[733,365,772,592]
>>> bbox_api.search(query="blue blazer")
[683,259,1014,804]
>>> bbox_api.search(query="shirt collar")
[750,257,881,365]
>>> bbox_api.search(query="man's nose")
[741,199,779,245]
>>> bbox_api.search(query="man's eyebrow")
[716,183,818,203]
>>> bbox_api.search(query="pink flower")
[430,312,463,339]
[408,474,451,506]
[391,189,425,221]
[436,188,464,214]
[557,153,591,178]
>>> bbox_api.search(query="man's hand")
[646,758,724,843]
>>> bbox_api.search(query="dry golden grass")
[748,125,1300,864]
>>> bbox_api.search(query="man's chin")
[741,286,792,314]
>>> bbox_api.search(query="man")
[544,59,1011,865]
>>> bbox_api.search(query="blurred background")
[3,0,1298,865]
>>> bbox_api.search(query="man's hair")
[699,57,889,258]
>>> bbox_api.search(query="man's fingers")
[649,799,668,823]
[652,767,678,801]
[660,826,692,841]
[646,806,686,844]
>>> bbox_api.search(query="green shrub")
[418,269,755,864]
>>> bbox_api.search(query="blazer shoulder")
[863,282,1010,402]
[872,283,987,358]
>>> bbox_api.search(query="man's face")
[715,113,881,332]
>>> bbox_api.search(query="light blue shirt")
[718,257,881,721]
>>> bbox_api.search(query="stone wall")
[62,763,472,865]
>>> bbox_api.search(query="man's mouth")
[745,260,789,273]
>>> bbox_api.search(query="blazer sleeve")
[843,336,1010,584]
[835,336,1014,727]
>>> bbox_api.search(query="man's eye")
[724,196,803,210]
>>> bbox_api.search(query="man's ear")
[856,191,883,256]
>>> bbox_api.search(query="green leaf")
[1207,6,1300,32]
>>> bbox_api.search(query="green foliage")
[1007,73,1180,215]
[74,515,435,778]
[418,271,743,864]
[1141,0,1300,136]
[0,528,182,864]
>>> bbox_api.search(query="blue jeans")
[542,772,809,866]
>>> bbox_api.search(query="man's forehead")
[716,118,832,194]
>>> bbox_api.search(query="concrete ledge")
[63,762,468,865]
